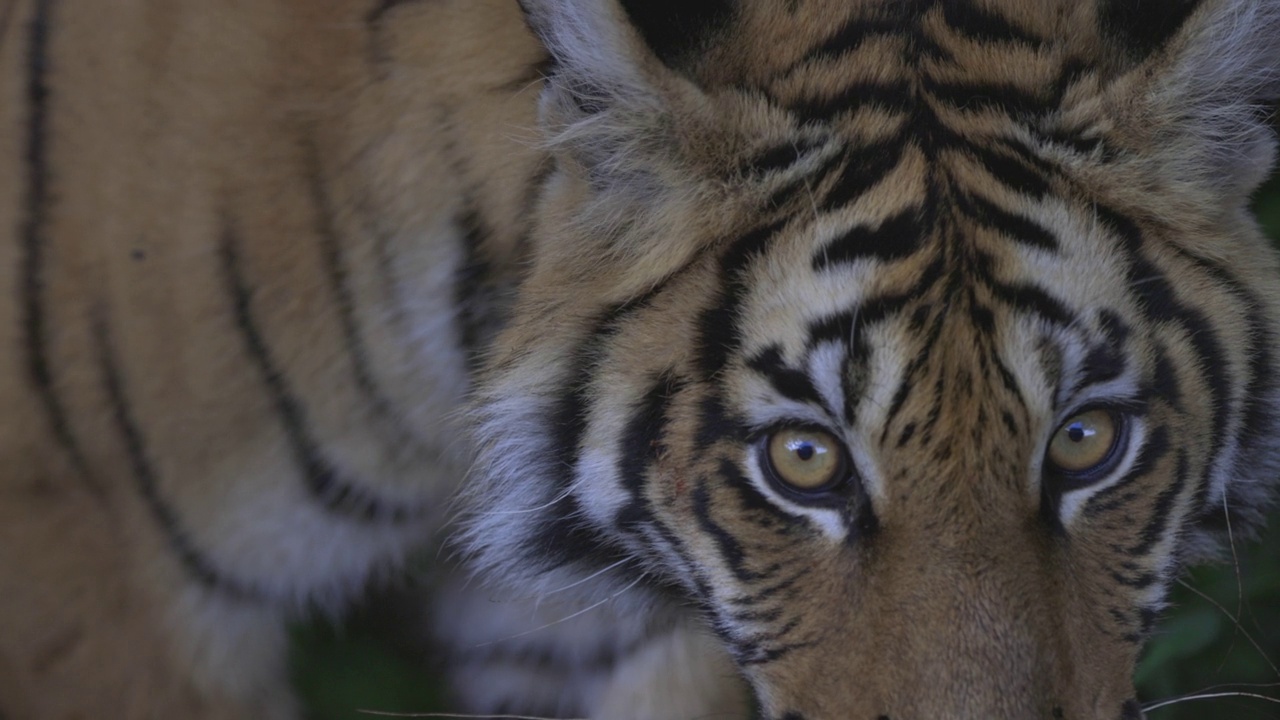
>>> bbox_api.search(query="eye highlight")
[763,427,848,493]
[1046,409,1121,477]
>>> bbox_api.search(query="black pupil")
[1067,423,1086,443]
[795,443,815,461]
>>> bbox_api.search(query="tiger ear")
[518,0,735,171]
[1100,0,1280,203]
[521,0,734,77]
[517,0,754,266]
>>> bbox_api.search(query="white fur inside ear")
[521,0,653,102]
[1143,0,1280,195]
[1169,0,1280,103]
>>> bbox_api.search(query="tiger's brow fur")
[0,0,1277,718]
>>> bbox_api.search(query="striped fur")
[0,0,1276,718]
[465,0,1280,718]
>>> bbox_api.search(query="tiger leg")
[432,579,751,719]
[592,626,751,720]
[0,460,296,720]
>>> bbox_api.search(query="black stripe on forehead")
[941,1,1047,48]
[747,345,827,410]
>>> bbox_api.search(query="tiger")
[1,0,1278,718]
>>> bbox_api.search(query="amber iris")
[1047,409,1118,474]
[766,428,845,492]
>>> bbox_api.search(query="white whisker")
[1142,690,1280,713]
[541,557,631,596]
[472,574,647,648]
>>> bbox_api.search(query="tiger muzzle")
[745,534,1142,720]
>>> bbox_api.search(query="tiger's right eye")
[1045,409,1123,479]
[762,427,848,494]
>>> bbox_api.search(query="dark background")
[291,173,1280,720]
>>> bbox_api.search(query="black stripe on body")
[740,143,804,176]
[19,0,99,494]
[451,163,549,365]
[306,143,431,460]
[94,314,262,601]
[453,208,496,372]
[219,220,423,523]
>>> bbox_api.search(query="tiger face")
[464,0,1280,717]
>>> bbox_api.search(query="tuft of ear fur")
[516,0,760,277]
[524,0,688,187]
[518,0,735,180]
[1103,0,1280,208]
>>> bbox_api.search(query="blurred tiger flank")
[1,1,1278,719]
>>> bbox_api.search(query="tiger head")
[464,0,1280,717]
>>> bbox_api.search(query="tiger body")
[2,0,1279,718]
[0,0,548,715]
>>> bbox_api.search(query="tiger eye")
[766,428,845,492]
[1047,410,1118,474]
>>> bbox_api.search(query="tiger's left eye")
[763,427,848,493]
[1046,409,1120,476]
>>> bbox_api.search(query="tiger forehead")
[694,0,1108,96]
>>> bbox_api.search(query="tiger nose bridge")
[849,538,1064,717]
